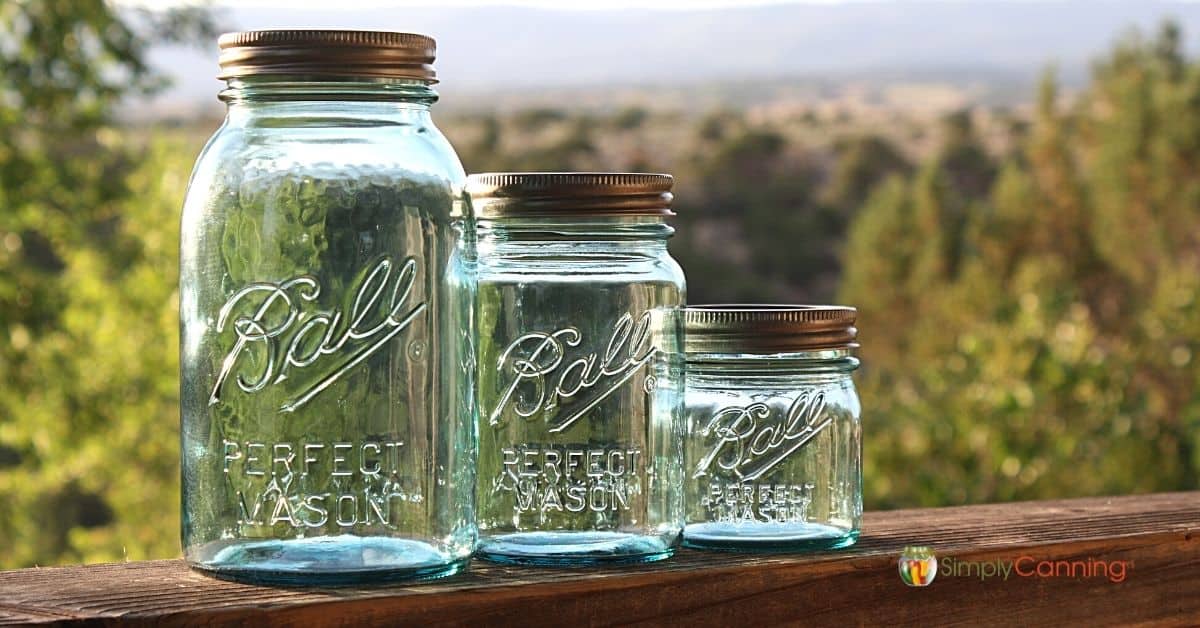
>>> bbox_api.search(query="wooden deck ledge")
[1,492,1197,626]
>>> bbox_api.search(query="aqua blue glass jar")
[179,30,476,584]
[682,306,861,550]
[468,173,685,565]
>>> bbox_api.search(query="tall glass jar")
[468,173,685,565]
[179,30,476,584]
[682,306,861,550]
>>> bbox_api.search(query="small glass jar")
[179,30,476,584]
[682,306,861,550]
[468,173,685,565]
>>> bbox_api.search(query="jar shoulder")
[182,113,467,229]
[686,368,859,393]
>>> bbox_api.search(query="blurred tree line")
[0,0,216,566]
[1,1,1197,566]
[842,23,1200,506]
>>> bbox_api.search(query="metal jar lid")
[465,172,674,218]
[217,30,437,82]
[685,305,858,353]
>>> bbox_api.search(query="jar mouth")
[687,347,858,362]
[476,217,675,243]
[218,78,439,104]
[686,348,860,375]
[684,304,858,353]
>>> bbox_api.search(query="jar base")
[189,535,469,586]
[476,531,677,566]
[683,523,858,552]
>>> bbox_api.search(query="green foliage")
[0,134,196,567]
[841,22,1200,507]
[824,134,911,210]
[611,106,649,130]
[511,107,569,131]
[676,128,845,302]
[0,1,215,567]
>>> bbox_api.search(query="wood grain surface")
[1,492,1197,627]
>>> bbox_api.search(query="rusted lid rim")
[217,30,437,82]
[467,172,674,218]
[685,304,858,353]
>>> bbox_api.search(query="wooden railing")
[1,492,1197,626]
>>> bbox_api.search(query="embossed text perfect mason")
[468,173,686,565]
[682,306,862,551]
[179,30,476,584]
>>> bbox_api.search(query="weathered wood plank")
[0,492,1196,627]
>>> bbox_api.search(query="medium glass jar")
[179,30,476,584]
[469,173,685,565]
[682,306,861,550]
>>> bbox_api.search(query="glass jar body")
[179,82,476,583]
[474,219,685,565]
[683,351,861,550]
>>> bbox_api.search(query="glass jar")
[682,306,861,550]
[179,30,476,584]
[468,173,685,565]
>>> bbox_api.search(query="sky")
[116,0,1200,12]
[129,0,1200,114]
[118,0,853,9]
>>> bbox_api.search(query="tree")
[0,0,216,567]
[824,134,911,211]
[841,22,1200,508]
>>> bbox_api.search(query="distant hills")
[148,1,1200,115]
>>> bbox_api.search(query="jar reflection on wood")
[682,306,861,550]
[469,173,686,565]
[179,30,476,584]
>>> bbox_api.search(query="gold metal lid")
[217,30,437,82]
[466,172,674,218]
[685,305,858,353]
